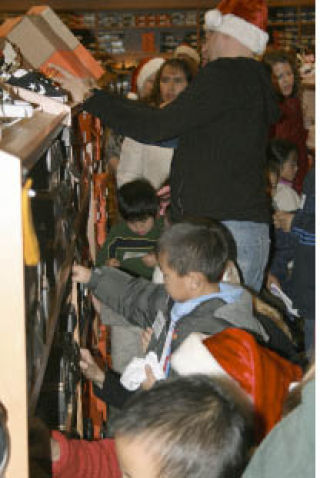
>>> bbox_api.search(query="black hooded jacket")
[84,57,279,222]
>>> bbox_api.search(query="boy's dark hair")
[117,178,158,222]
[267,138,298,171]
[114,374,252,478]
[157,221,229,282]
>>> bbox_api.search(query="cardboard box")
[28,5,105,79]
[73,44,104,80]
[0,6,105,80]
[0,16,22,38]
[27,5,79,50]
[7,15,69,69]
[41,50,91,78]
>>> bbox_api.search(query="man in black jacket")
[54,0,279,291]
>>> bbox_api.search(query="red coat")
[51,430,121,478]
[270,97,308,194]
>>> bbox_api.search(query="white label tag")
[152,310,166,340]
[123,251,146,260]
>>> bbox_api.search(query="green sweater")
[96,217,164,280]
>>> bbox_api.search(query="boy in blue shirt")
[74,221,267,395]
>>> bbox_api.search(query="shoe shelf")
[0,103,107,477]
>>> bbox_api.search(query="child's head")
[267,138,298,183]
[114,374,251,478]
[157,221,229,301]
[117,179,159,236]
[263,49,300,99]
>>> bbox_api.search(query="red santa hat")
[171,328,302,442]
[204,0,269,54]
[174,43,200,65]
[130,57,165,97]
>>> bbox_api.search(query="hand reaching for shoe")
[80,348,105,388]
[48,63,98,104]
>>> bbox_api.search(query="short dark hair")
[117,179,159,221]
[157,221,229,282]
[114,375,252,478]
[267,138,298,172]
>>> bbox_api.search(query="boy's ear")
[188,271,203,291]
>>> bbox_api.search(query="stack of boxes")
[0,5,105,80]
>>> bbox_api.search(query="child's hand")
[142,253,157,268]
[141,365,157,390]
[72,264,91,284]
[107,258,120,267]
[141,327,153,353]
[80,348,105,388]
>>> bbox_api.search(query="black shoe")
[7,69,68,102]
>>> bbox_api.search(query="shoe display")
[7,69,68,102]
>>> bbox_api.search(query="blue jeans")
[222,221,270,293]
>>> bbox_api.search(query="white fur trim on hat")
[171,333,228,376]
[174,45,200,64]
[171,333,252,404]
[204,10,269,54]
[137,57,165,94]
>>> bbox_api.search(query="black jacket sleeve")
[83,61,250,144]
[93,369,133,409]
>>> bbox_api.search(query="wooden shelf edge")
[269,20,314,26]
[0,110,67,171]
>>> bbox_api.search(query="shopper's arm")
[86,266,167,329]
[93,369,134,408]
[83,63,240,143]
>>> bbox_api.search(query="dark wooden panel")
[0,0,214,13]
[0,0,313,13]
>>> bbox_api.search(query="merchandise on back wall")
[0,6,105,80]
